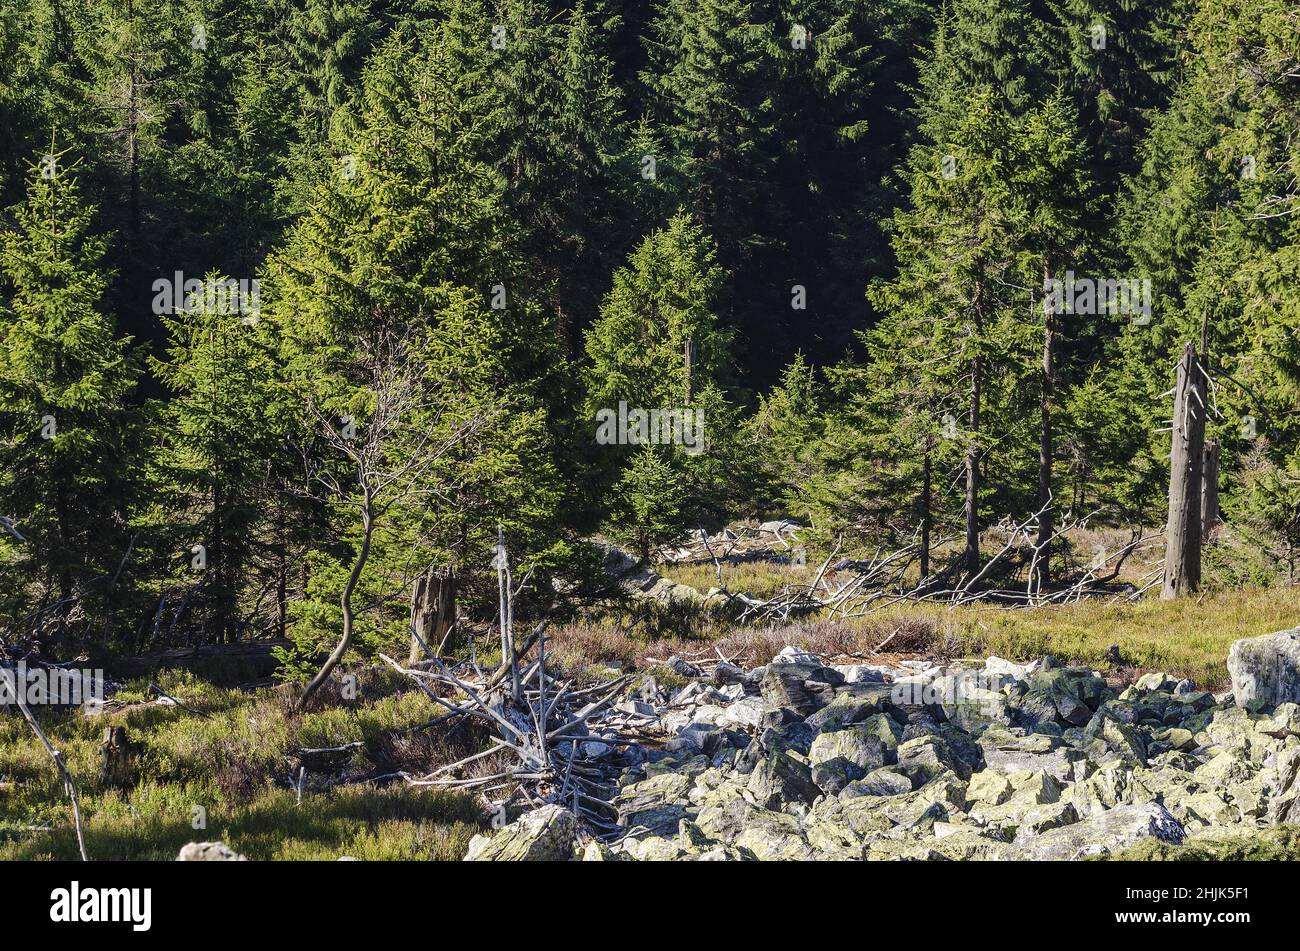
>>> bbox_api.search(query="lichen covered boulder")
[464,804,579,861]
[177,841,246,861]
[1228,627,1300,709]
[1015,802,1185,860]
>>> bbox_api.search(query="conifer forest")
[3,0,1300,876]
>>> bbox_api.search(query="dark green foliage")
[2,0,1299,661]
[0,159,141,643]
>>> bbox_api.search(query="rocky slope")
[466,627,1300,860]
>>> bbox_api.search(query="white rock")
[715,683,746,702]
[774,645,820,666]
[720,696,765,729]
[984,656,1035,681]
[759,519,803,535]
[1228,627,1300,708]
[177,841,246,861]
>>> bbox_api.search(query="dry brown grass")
[543,614,944,675]
[542,582,1300,691]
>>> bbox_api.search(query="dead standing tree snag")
[296,330,491,709]
[1162,343,1208,599]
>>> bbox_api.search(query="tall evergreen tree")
[266,28,570,673]
[817,91,1092,580]
[149,272,283,643]
[584,212,741,551]
[0,157,140,640]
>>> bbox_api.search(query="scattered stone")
[712,661,746,686]
[177,841,246,861]
[735,810,815,861]
[719,695,765,729]
[1134,671,1177,693]
[808,727,886,793]
[747,751,820,809]
[761,662,843,717]
[613,772,694,835]
[1266,747,1300,826]
[833,664,890,685]
[556,642,1300,860]
[841,767,914,798]
[896,734,975,782]
[968,769,1014,806]
[985,656,1036,681]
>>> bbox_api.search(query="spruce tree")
[818,91,1092,581]
[584,213,741,550]
[266,29,569,673]
[0,156,139,639]
[149,272,283,643]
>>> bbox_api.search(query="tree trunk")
[99,726,132,789]
[1162,343,1205,599]
[1201,438,1220,542]
[964,307,983,577]
[1036,265,1055,583]
[496,526,519,701]
[298,491,374,708]
[683,335,697,404]
[408,567,457,664]
[919,445,932,581]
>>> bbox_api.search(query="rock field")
[465,626,1300,860]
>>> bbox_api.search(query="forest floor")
[3,565,1298,860]
[0,669,484,860]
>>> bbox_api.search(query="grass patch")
[552,582,1299,691]
[0,782,481,861]
[1108,826,1300,861]
[660,559,813,600]
[920,585,1300,689]
[0,668,487,861]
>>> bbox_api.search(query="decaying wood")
[12,682,88,860]
[99,725,132,789]
[408,566,457,665]
[380,558,632,832]
[148,680,209,718]
[1163,343,1206,599]
[1201,438,1220,542]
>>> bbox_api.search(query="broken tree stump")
[408,567,457,665]
[99,725,132,789]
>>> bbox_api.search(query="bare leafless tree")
[296,329,493,709]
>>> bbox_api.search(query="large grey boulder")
[592,540,731,610]
[1266,746,1300,826]
[1015,802,1185,860]
[978,724,1089,783]
[1013,667,1108,727]
[761,662,843,716]
[808,727,886,793]
[464,804,579,861]
[1227,627,1300,709]
[896,733,976,782]
[613,771,694,835]
[746,751,820,809]
[842,767,914,798]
